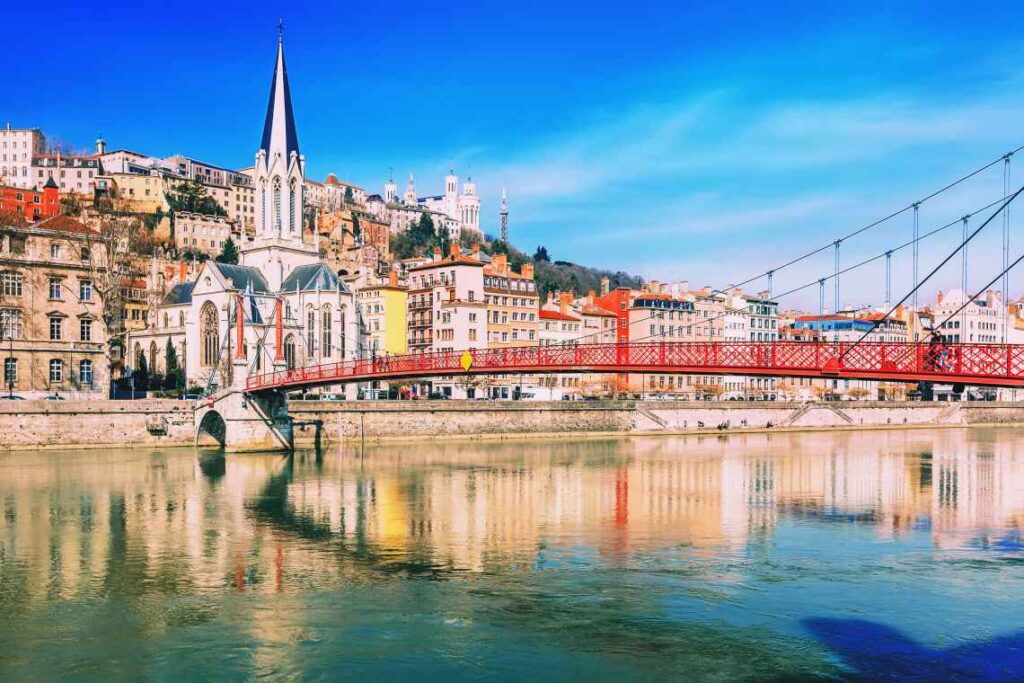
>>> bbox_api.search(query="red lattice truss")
[247,342,1024,392]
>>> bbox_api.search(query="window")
[2,272,23,297]
[79,360,93,386]
[49,317,62,341]
[49,277,62,299]
[321,306,333,357]
[306,308,316,355]
[49,359,63,383]
[80,319,92,342]
[80,247,90,263]
[50,243,60,259]
[79,279,92,301]
[0,309,22,340]
[3,358,16,386]
[201,302,218,367]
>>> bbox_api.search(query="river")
[2,428,1023,681]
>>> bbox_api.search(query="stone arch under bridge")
[196,409,227,448]
[194,389,293,453]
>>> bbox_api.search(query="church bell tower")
[242,23,318,290]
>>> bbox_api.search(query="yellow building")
[357,271,408,356]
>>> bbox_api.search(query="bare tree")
[65,214,154,371]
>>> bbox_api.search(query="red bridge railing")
[246,341,1024,392]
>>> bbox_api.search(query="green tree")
[59,194,83,216]
[534,245,550,262]
[352,215,362,244]
[134,351,149,392]
[216,236,239,264]
[164,339,185,391]
[166,179,226,216]
[344,186,354,204]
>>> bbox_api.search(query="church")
[127,30,361,392]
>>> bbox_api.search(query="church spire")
[260,24,300,163]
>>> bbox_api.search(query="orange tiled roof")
[539,308,581,322]
[33,214,97,235]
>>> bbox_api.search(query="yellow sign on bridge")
[460,350,474,371]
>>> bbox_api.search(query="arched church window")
[340,306,347,359]
[321,305,332,358]
[273,177,282,235]
[178,311,185,327]
[201,302,218,367]
[284,334,296,370]
[289,179,297,234]
[306,305,315,356]
[149,341,157,373]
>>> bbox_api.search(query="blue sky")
[7,1,1024,308]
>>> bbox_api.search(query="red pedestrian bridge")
[246,341,1024,393]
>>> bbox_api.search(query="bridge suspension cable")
[925,247,1024,345]
[625,193,1018,345]
[842,184,1024,356]
[564,146,1024,347]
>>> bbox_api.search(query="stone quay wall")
[288,399,1024,447]
[5,399,1024,452]
[0,400,196,451]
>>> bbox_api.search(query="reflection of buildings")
[5,430,1024,612]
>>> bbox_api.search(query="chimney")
[587,289,596,302]
[896,303,904,319]
[937,290,943,304]
[493,253,507,273]
[651,279,660,295]
[600,276,610,296]
[179,261,188,283]
[95,135,106,156]
[449,242,460,258]
[471,243,480,259]
[559,291,572,316]
[433,247,442,261]
[388,270,398,287]
[546,291,554,305]
[521,262,534,280]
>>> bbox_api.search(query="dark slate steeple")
[260,23,300,163]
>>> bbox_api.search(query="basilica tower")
[242,25,318,290]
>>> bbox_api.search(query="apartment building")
[0,214,109,398]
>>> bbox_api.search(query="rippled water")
[2,428,1024,680]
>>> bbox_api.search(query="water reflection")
[2,428,1024,680]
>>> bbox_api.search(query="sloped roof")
[162,282,194,305]
[539,308,581,322]
[281,263,350,293]
[33,214,97,235]
[213,262,270,292]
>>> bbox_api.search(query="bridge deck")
[246,341,1024,392]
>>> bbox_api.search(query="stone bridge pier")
[194,356,294,452]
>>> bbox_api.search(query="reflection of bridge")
[246,341,1024,393]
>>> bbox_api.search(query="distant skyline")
[7,1,1024,309]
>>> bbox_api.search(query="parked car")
[43,394,66,401]
[180,393,202,401]
[0,394,25,400]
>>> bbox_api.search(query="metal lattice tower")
[499,187,509,244]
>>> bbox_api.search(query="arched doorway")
[197,409,227,448]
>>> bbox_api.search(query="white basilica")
[128,31,361,391]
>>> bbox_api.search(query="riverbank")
[5,398,1024,451]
